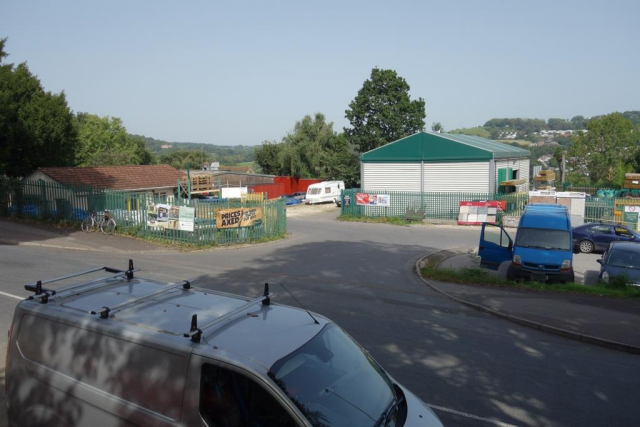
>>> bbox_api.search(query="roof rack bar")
[91,279,194,319]
[24,262,141,304]
[184,285,271,341]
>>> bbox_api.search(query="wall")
[274,177,323,194]
[423,162,490,193]
[362,163,422,192]
[249,183,286,199]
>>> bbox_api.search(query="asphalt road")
[1,211,639,427]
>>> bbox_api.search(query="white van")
[305,181,345,205]
[6,261,443,427]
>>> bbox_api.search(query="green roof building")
[360,132,530,194]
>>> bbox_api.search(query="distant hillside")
[448,126,490,138]
[450,110,640,141]
[132,135,255,165]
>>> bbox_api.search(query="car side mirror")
[596,259,603,265]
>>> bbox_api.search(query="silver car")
[6,261,442,426]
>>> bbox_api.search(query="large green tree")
[0,38,78,176]
[344,68,426,153]
[254,113,360,185]
[568,113,639,185]
[158,149,210,170]
[254,141,283,176]
[75,113,154,166]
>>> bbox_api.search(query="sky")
[2,0,639,146]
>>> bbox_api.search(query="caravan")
[305,181,345,205]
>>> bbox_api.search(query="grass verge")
[420,266,640,298]
[338,215,411,226]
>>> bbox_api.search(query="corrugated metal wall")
[423,162,490,192]
[362,163,422,192]
[495,158,530,182]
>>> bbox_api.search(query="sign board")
[148,204,196,231]
[178,206,195,232]
[458,201,505,226]
[624,205,640,230]
[221,187,248,199]
[355,193,390,207]
[216,207,263,229]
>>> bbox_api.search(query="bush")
[605,273,631,289]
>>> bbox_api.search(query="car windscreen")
[607,249,640,269]
[516,228,571,251]
[269,323,397,427]
[307,188,321,195]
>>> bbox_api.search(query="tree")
[158,150,210,170]
[344,68,425,153]
[568,113,639,185]
[75,113,153,166]
[570,115,586,130]
[553,146,564,180]
[431,122,443,133]
[254,141,283,175]
[0,39,78,176]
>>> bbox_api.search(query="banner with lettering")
[216,207,263,229]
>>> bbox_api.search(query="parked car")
[7,262,443,427]
[597,241,640,286]
[291,192,306,201]
[572,222,640,253]
[479,204,574,283]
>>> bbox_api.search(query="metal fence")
[0,178,287,246]
[340,189,529,220]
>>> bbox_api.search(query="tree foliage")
[254,113,360,186]
[344,68,425,153]
[158,150,210,170]
[0,39,78,176]
[568,113,639,185]
[75,113,154,166]
[431,122,443,132]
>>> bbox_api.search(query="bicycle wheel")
[81,217,94,232]
[101,218,116,235]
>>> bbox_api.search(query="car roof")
[608,241,640,252]
[20,275,328,370]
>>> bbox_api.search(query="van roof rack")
[185,283,271,343]
[24,259,139,304]
[90,279,194,319]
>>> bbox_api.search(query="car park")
[572,222,640,253]
[597,241,640,286]
[6,261,443,427]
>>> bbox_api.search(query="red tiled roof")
[35,165,183,191]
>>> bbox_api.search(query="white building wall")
[362,163,422,192]
[423,162,490,193]
[495,158,530,183]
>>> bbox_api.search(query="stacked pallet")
[623,173,640,190]
[533,170,555,181]
[184,175,215,192]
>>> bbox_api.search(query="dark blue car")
[572,222,640,253]
[598,241,640,286]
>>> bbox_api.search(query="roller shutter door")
[362,163,421,192]
[423,162,490,192]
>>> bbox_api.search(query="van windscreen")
[516,228,571,251]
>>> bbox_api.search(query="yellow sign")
[216,207,263,229]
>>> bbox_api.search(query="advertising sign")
[148,204,196,231]
[624,205,640,230]
[458,201,505,226]
[178,206,195,232]
[216,207,263,229]
[355,193,390,207]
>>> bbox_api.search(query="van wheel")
[579,240,594,253]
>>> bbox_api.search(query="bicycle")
[81,210,117,235]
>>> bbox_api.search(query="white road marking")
[427,403,520,427]
[0,291,24,301]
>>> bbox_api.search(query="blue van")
[479,204,575,283]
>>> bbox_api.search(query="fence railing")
[0,178,286,246]
[340,189,529,220]
[340,188,640,229]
